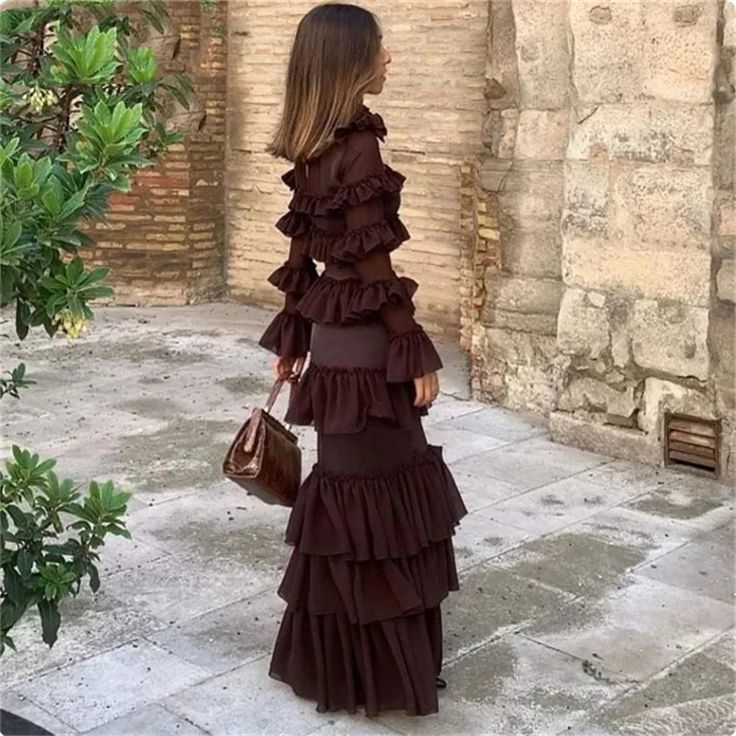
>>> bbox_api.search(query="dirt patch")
[102,416,240,494]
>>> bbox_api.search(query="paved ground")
[1,302,734,736]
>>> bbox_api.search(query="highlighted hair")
[267,3,382,163]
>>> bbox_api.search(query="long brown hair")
[267,3,382,163]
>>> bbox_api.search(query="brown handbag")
[222,377,301,507]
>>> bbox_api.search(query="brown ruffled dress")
[259,104,468,717]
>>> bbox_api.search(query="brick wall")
[226,0,489,341]
[85,0,227,306]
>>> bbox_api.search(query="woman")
[258,2,467,717]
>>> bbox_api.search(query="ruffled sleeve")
[258,237,318,358]
[339,130,443,382]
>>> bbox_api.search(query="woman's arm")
[336,131,443,397]
[258,235,317,360]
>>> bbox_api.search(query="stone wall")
[474,0,735,480]
[226,0,489,341]
[86,0,227,306]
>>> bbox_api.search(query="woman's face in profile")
[366,41,391,95]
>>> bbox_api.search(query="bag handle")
[264,376,286,413]
[243,376,297,454]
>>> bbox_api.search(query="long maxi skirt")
[268,317,468,717]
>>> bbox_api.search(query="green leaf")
[127,47,157,85]
[17,548,33,579]
[33,156,52,185]
[15,158,33,189]
[15,298,29,340]
[67,256,84,283]
[88,563,100,592]
[6,505,30,531]
[38,599,61,647]
[40,176,63,216]
[0,137,20,164]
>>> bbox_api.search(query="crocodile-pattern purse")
[222,378,301,506]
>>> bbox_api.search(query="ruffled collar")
[336,104,387,141]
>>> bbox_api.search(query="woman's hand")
[413,371,439,407]
[274,355,306,381]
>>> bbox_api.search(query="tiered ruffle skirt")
[269,320,467,717]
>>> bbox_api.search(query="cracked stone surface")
[1,302,733,736]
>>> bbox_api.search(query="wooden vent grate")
[664,413,720,476]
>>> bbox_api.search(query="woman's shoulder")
[333,106,389,178]
[279,106,388,193]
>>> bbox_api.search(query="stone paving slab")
[421,400,491,426]
[451,511,531,571]
[577,457,673,495]
[378,633,626,736]
[77,522,171,578]
[476,473,647,536]
[633,520,734,603]
[162,656,330,735]
[442,565,574,661]
[98,522,288,624]
[522,575,734,683]
[626,473,735,532]
[490,505,704,597]
[81,704,209,736]
[450,435,609,491]
[0,692,79,736]
[143,588,283,677]
[424,423,510,464]
[572,630,736,736]
[0,585,169,692]
[11,640,210,733]
[433,405,549,443]
[104,480,285,557]
[309,714,403,735]
[445,466,530,513]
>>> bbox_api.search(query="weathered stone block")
[512,0,569,109]
[611,325,632,368]
[487,0,519,109]
[710,306,736,411]
[485,273,562,316]
[497,167,565,230]
[501,230,562,279]
[562,161,609,237]
[716,259,735,303]
[505,360,567,415]
[515,110,569,160]
[725,0,735,48]
[714,100,734,191]
[484,325,556,366]
[629,300,710,380]
[497,108,519,159]
[479,159,513,192]
[558,376,637,421]
[563,237,711,306]
[610,166,712,252]
[639,377,715,435]
[569,0,645,104]
[557,288,610,359]
[487,310,559,335]
[549,411,661,467]
[642,0,718,104]
[719,199,735,237]
[568,104,714,166]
